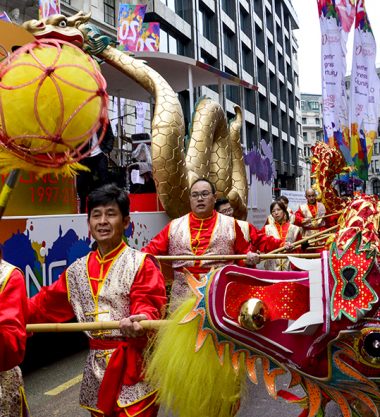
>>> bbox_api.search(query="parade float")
[0,13,261,297]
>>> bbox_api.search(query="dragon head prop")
[146,234,380,417]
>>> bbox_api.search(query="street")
[23,350,342,417]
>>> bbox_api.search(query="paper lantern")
[0,38,108,175]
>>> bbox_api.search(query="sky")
[292,0,380,94]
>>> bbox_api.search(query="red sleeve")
[141,223,171,255]
[250,224,282,253]
[0,269,28,371]
[130,256,167,320]
[233,220,251,254]
[28,272,75,324]
[232,221,251,267]
[294,208,304,227]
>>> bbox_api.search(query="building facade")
[300,93,323,190]
[1,0,303,194]
[58,0,302,191]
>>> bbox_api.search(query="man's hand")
[302,218,311,227]
[284,242,294,252]
[119,314,148,338]
[245,251,260,266]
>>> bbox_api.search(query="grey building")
[1,0,303,193]
[300,93,323,189]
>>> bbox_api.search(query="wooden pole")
[155,253,321,261]
[313,210,343,222]
[26,319,167,333]
[265,224,339,255]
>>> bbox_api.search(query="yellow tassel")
[145,297,246,417]
[0,149,89,177]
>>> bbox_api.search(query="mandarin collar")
[96,240,126,261]
[190,210,216,221]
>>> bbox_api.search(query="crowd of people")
[0,181,333,417]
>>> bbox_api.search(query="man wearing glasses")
[142,178,260,308]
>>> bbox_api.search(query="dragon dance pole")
[0,169,20,220]
[155,253,320,261]
[27,320,167,333]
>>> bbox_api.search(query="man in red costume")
[0,251,29,417]
[142,179,282,307]
[294,188,326,251]
[28,184,167,417]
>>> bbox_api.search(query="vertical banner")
[317,0,355,164]
[39,0,60,19]
[117,4,147,52]
[349,0,380,180]
[136,22,160,52]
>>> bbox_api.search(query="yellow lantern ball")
[0,38,108,173]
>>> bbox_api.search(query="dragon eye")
[358,329,380,366]
[58,20,67,28]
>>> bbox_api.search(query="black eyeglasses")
[190,191,212,199]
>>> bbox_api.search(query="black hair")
[270,200,289,221]
[87,183,130,219]
[190,178,216,194]
[215,197,230,212]
[279,195,289,205]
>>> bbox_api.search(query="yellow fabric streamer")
[145,298,246,417]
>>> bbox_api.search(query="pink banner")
[117,4,147,52]
[317,0,355,164]
[137,22,160,52]
[349,0,380,180]
[39,0,60,19]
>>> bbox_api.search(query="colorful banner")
[0,212,169,296]
[0,12,11,22]
[317,0,355,164]
[349,0,380,180]
[117,4,147,51]
[39,0,60,19]
[136,22,160,52]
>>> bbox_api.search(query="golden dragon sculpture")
[22,12,248,219]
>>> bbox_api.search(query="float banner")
[349,0,380,180]
[317,0,355,164]
[39,0,60,19]
[137,22,160,52]
[0,12,11,22]
[117,4,147,51]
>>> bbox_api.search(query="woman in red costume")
[263,200,301,271]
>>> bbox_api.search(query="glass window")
[240,6,251,36]
[160,0,175,12]
[104,0,115,26]
[245,89,254,113]
[199,7,216,43]
[169,34,177,54]
[242,44,253,73]
[222,0,235,18]
[309,101,320,111]
[373,179,380,196]
[223,26,237,60]
[159,29,168,53]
